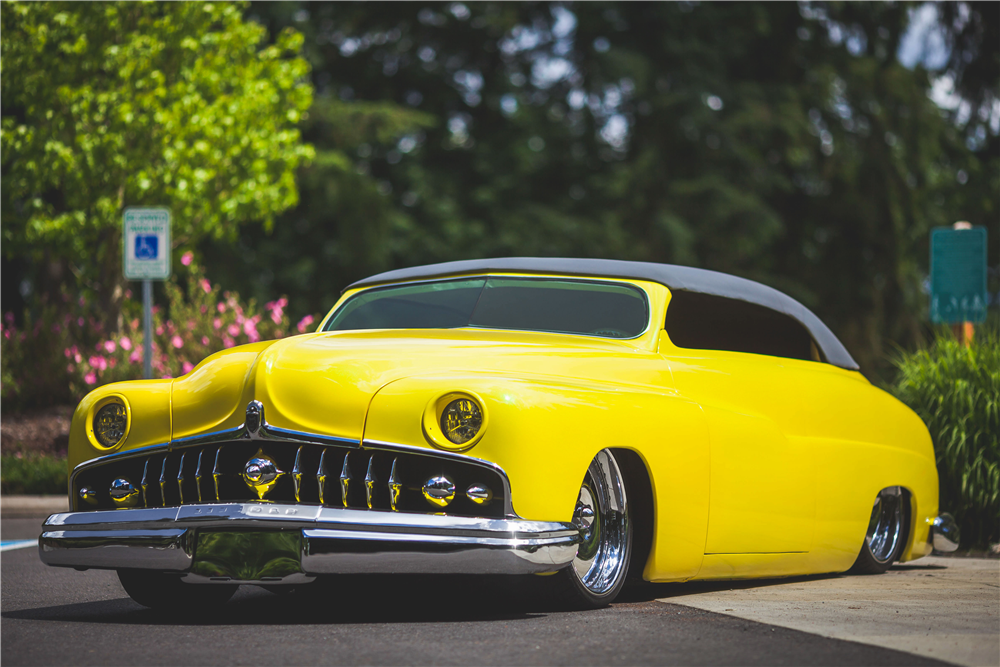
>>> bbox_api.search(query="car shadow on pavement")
[2,574,564,625]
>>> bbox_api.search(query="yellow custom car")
[40,258,959,609]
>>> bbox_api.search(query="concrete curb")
[1,495,68,518]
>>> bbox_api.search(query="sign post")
[930,222,988,345]
[123,208,171,379]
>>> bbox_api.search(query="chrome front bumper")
[39,503,581,583]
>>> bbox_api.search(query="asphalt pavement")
[1,516,966,667]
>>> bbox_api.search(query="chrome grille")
[72,440,507,518]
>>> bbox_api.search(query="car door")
[659,290,819,556]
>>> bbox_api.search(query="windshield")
[324,277,649,339]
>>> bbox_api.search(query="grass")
[0,453,67,495]
[889,326,1000,548]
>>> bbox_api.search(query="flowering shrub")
[2,252,320,410]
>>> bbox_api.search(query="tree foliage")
[221,1,996,379]
[1,1,314,314]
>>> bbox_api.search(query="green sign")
[930,227,988,324]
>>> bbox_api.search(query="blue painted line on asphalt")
[0,539,38,552]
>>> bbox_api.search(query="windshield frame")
[321,275,652,340]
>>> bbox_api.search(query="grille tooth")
[364,456,378,509]
[158,456,168,507]
[177,452,186,505]
[140,460,150,508]
[388,458,401,512]
[212,447,222,502]
[195,451,204,503]
[339,452,352,508]
[292,446,304,503]
[317,449,328,505]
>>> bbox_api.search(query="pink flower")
[186,320,196,331]
[200,305,207,314]
[52,324,62,333]
[200,279,211,294]
[77,317,85,327]
[296,315,315,333]
[217,302,226,313]
[120,337,132,351]
[213,318,222,330]
[108,358,117,368]
[78,296,86,307]
[222,336,235,348]
[3,330,10,340]
[156,325,164,336]
[244,316,260,343]
[74,353,83,364]
[171,335,183,349]
[125,289,132,299]
[130,350,142,364]
[64,347,73,359]
[84,372,97,385]
[103,340,116,354]
[67,364,75,373]
[181,251,193,266]
[182,361,194,374]
[227,324,240,337]
[161,373,173,379]
[3,312,14,326]
[201,336,210,346]
[89,356,108,371]
[131,319,139,329]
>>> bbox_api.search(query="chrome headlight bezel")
[422,391,488,452]
[86,394,131,451]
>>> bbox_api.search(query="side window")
[663,290,821,362]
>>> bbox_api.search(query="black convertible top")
[346,258,859,370]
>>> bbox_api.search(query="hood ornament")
[245,400,264,437]
[242,448,284,500]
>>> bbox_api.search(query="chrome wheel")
[568,449,630,598]
[865,486,904,564]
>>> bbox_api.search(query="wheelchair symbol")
[135,235,158,260]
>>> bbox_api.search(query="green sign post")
[930,224,988,342]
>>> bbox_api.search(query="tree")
[1,2,314,321]
[236,1,994,378]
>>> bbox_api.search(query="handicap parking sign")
[134,235,158,260]
[123,208,171,280]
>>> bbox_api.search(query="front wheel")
[554,449,632,608]
[849,486,908,574]
[118,570,237,612]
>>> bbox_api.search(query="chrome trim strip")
[363,439,515,517]
[39,503,580,577]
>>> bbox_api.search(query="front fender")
[363,372,711,581]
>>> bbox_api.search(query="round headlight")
[94,403,127,448]
[440,398,483,445]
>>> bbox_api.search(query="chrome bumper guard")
[39,503,581,582]
[931,512,960,552]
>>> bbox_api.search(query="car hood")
[171,328,653,443]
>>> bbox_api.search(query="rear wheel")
[554,449,632,608]
[118,570,237,612]
[849,486,908,574]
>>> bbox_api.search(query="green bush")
[1,453,67,495]
[889,328,1000,548]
